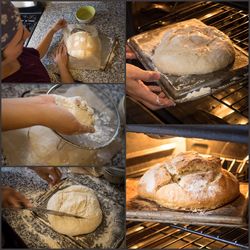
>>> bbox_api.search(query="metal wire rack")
[126,221,248,249]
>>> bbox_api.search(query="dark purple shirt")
[3,47,51,83]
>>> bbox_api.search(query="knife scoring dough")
[152,19,235,75]
[47,185,102,236]
[66,31,99,59]
[53,95,95,128]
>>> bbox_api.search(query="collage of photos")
[1,0,249,249]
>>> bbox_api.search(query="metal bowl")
[47,84,120,150]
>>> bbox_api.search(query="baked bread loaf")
[152,19,235,75]
[138,151,240,211]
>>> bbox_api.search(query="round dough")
[152,19,235,75]
[47,185,102,236]
[138,152,240,211]
[66,31,99,59]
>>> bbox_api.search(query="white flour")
[74,111,115,148]
[184,87,211,100]
[185,178,208,192]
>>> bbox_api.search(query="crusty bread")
[138,152,240,211]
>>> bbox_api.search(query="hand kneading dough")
[66,31,99,59]
[152,19,235,75]
[138,152,240,211]
[53,95,95,127]
[47,185,102,236]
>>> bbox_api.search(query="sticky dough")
[66,31,98,59]
[152,19,235,75]
[53,95,94,127]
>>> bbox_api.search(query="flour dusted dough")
[53,95,94,127]
[152,19,235,75]
[66,31,99,59]
[47,185,102,236]
[138,152,240,211]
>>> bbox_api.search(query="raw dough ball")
[66,31,99,59]
[47,185,103,236]
[152,19,235,75]
[53,95,95,127]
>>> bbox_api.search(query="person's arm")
[2,186,32,208]
[29,167,62,187]
[2,97,44,130]
[36,19,67,59]
[1,95,94,134]
[54,43,74,83]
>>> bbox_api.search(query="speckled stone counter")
[1,167,125,248]
[27,1,125,83]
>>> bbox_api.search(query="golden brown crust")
[138,152,240,211]
[164,151,221,176]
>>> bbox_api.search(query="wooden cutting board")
[126,178,248,227]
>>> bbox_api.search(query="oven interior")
[126,131,248,249]
[126,1,249,125]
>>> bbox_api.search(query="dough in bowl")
[152,19,235,75]
[53,95,95,128]
[66,31,100,59]
[138,151,240,211]
[47,185,102,236]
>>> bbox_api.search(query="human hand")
[31,167,62,187]
[37,95,95,135]
[126,64,175,110]
[51,19,67,33]
[2,186,32,208]
[126,45,137,59]
[54,43,69,69]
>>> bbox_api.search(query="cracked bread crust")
[138,152,240,211]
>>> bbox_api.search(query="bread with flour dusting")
[152,19,235,75]
[138,151,240,211]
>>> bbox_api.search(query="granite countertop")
[2,167,125,248]
[28,1,125,83]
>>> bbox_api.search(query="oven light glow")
[131,246,139,249]
[127,143,176,159]
[134,226,144,232]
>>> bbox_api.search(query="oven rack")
[126,221,249,249]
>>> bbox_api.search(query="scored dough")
[47,185,103,236]
[152,19,235,75]
[66,31,100,59]
[53,95,95,128]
